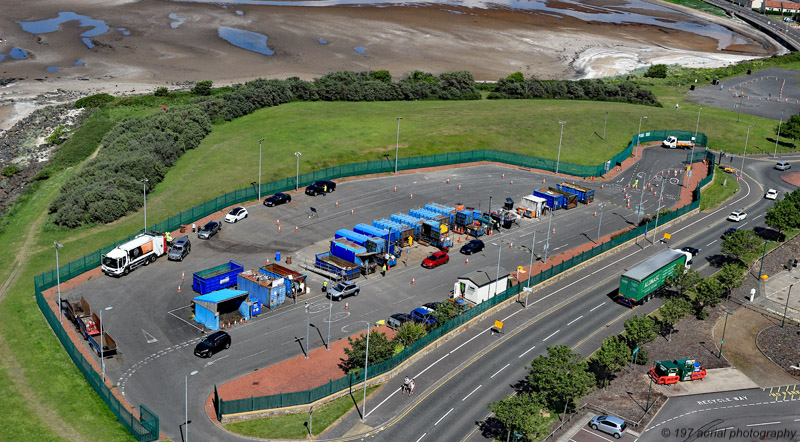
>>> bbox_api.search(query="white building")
[453,265,509,305]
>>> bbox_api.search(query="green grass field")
[699,168,741,211]
[0,64,795,441]
[661,0,727,17]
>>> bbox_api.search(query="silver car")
[589,415,626,439]
[167,236,191,261]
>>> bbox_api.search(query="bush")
[2,165,20,177]
[191,80,213,96]
[75,93,114,109]
[634,348,648,365]
[487,77,660,106]
[644,64,668,78]
[154,87,169,97]
[46,125,70,146]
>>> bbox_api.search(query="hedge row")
[487,78,660,106]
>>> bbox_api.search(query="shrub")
[644,64,668,78]
[46,125,70,145]
[2,165,20,177]
[75,93,114,108]
[191,80,213,96]
[154,87,169,97]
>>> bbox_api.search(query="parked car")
[327,281,360,301]
[723,227,738,238]
[765,189,779,200]
[722,166,736,174]
[727,210,747,222]
[386,313,413,330]
[197,221,221,239]
[224,206,248,223]
[589,415,626,439]
[194,331,231,358]
[775,161,791,171]
[681,246,699,256]
[305,180,336,196]
[409,307,437,326]
[460,239,485,255]
[263,192,291,207]
[423,302,442,311]
[167,236,191,261]
[422,251,450,268]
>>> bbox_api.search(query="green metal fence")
[33,136,713,427]
[33,286,159,441]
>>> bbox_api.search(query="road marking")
[204,354,229,367]
[543,330,560,341]
[142,329,158,344]
[567,315,583,326]
[581,428,615,441]
[462,385,482,401]
[590,302,605,312]
[706,240,717,247]
[518,345,536,359]
[414,354,448,378]
[434,408,454,426]
[746,421,780,427]
[449,329,489,354]
[754,214,763,220]
[415,433,427,442]
[491,363,510,378]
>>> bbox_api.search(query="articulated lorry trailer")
[615,249,693,307]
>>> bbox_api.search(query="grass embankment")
[0,66,789,441]
[226,386,381,438]
[661,0,727,17]
[699,168,741,211]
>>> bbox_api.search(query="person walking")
[403,376,410,394]
[192,223,196,233]
[408,379,415,396]
[381,263,387,277]
[322,280,328,293]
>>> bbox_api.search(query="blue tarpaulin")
[192,289,250,330]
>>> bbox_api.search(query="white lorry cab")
[662,136,695,149]
[102,232,167,276]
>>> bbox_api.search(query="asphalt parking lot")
[58,146,696,441]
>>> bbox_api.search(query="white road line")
[580,428,614,441]
[366,388,403,418]
[463,384,482,401]
[518,345,536,359]
[590,302,605,312]
[567,315,583,326]
[449,328,489,354]
[434,408,454,426]
[706,240,717,247]
[794,418,800,421]
[415,433,427,442]
[543,330,560,341]
[414,354,448,378]
[490,363,510,378]
[746,421,780,427]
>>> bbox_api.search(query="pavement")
[651,368,759,397]
[757,268,800,323]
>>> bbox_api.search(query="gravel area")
[756,324,800,380]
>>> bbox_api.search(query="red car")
[422,251,449,268]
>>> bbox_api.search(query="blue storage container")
[331,238,366,265]
[237,272,287,308]
[192,260,244,294]
[533,188,567,210]
[372,219,406,243]
[334,229,371,247]
[456,209,474,226]
[424,203,456,224]
[409,208,440,222]
[354,223,391,242]
[391,213,422,234]
[367,237,387,254]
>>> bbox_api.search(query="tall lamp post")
[652,181,666,244]
[555,121,566,176]
[141,178,148,232]
[690,107,702,171]
[774,110,785,158]
[294,152,302,191]
[596,204,605,244]
[304,302,311,359]
[635,116,648,157]
[100,306,113,382]
[717,311,734,358]
[326,280,332,350]
[637,174,650,225]
[782,284,793,328]
[544,208,554,264]
[55,241,64,323]
[258,138,264,201]
[491,243,502,298]
[527,231,537,288]
[740,125,753,179]
[394,117,403,174]
[758,240,771,278]
[362,322,370,421]
[185,369,198,442]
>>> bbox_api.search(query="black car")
[305,180,336,196]
[263,192,291,207]
[460,239,485,255]
[681,246,700,256]
[197,221,221,239]
[386,313,413,330]
[194,331,231,358]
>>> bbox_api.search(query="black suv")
[263,192,291,207]
[305,180,336,196]
[197,221,221,239]
[194,331,231,358]
[460,239,485,255]
[167,236,191,261]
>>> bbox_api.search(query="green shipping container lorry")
[615,249,693,307]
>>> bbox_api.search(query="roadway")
[700,0,800,52]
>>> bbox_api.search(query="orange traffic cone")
[446,178,450,184]
[351,208,354,215]
[410,194,413,199]
[335,201,339,207]
[278,225,281,232]
[295,225,299,232]
[601,184,604,189]
[594,211,597,217]
[181,271,184,280]
[542,178,545,184]
[466,258,469,265]
[510,181,513,185]
[178,285,181,293]
[552,227,556,234]
[509,242,513,248]
[502,174,505,179]
[345,302,349,310]
[627,201,630,208]
[266,258,270,265]
[276,219,280,225]
[458,184,462,190]
[394,186,397,192]
[411,278,415,285]
[458,236,461,243]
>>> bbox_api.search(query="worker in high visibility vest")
[165,231,172,245]
[322,280,328,293]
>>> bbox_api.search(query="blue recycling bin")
[276,251,281,262]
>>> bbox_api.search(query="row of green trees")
[487,75,660,106]
[49,70,481,227]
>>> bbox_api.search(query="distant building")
[735,0,764,9]
[761,0,800,13]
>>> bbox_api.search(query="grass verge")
[699,169,740,211]
[660,0,727,16]
[225,385,381,439]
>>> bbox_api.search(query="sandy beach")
[0,0,782,129]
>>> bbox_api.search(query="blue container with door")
[334,229,371,247]
[331,238,366,265]
[391,213,422,235]
[354,223,391,242]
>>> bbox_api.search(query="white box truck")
[662,136,695,149]
[102,232,166,276]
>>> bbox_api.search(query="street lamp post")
[596,204,605,243]
[544,208,554,264]
[491,243,502,298]
[555,121,566,175]
[690,107,702,171]
[635,116,648,157]
[294,152,302,191]
[326,281,332,350]
[362,322,370,421]
[740,125,753,179]
[527,231,536,288]
[602,110,608,140]
[652,181,666,244]
[141,178,149,232]
[55,241,64,323]
[759,240,770,278]
[185,369,198,442]
[100,306,113,382]
[258,138,264,201]
[774,110,785,158]
[717,311,734,358]
[637,174,649,225]
[737,95,744,123]
[394,117,403,174]
[782,284,793,328]
[305,302,311,359]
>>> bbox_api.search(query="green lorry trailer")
[615,249,693,307]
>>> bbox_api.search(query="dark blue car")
[409,307,437,326]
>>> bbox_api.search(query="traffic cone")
[345,302,349,310]
[458,184,462,190]
[411,278,415,285]
[410,194,413,199]
[336,201,339,207]
[594,211,597,217]
[266,258,270,265]
[627,201,630,208]
[509,242,513,248]
[181,271,184,280]
[394,186,397,192]
[552,227,556,234]
[466,258,469,265]
[502,174,505,179]
[276,219,280,225]
[178,284,181,293]
[351,209,354,215]
[542,178,545,184]
[278,225,281,232]
[601,184,604,189]
[510,181,513,185]
[295,225,299,232]
[446,178,450,184]
[458,236,461,243]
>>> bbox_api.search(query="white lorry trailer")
[662,136,695,149]
[101,232,166,276]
